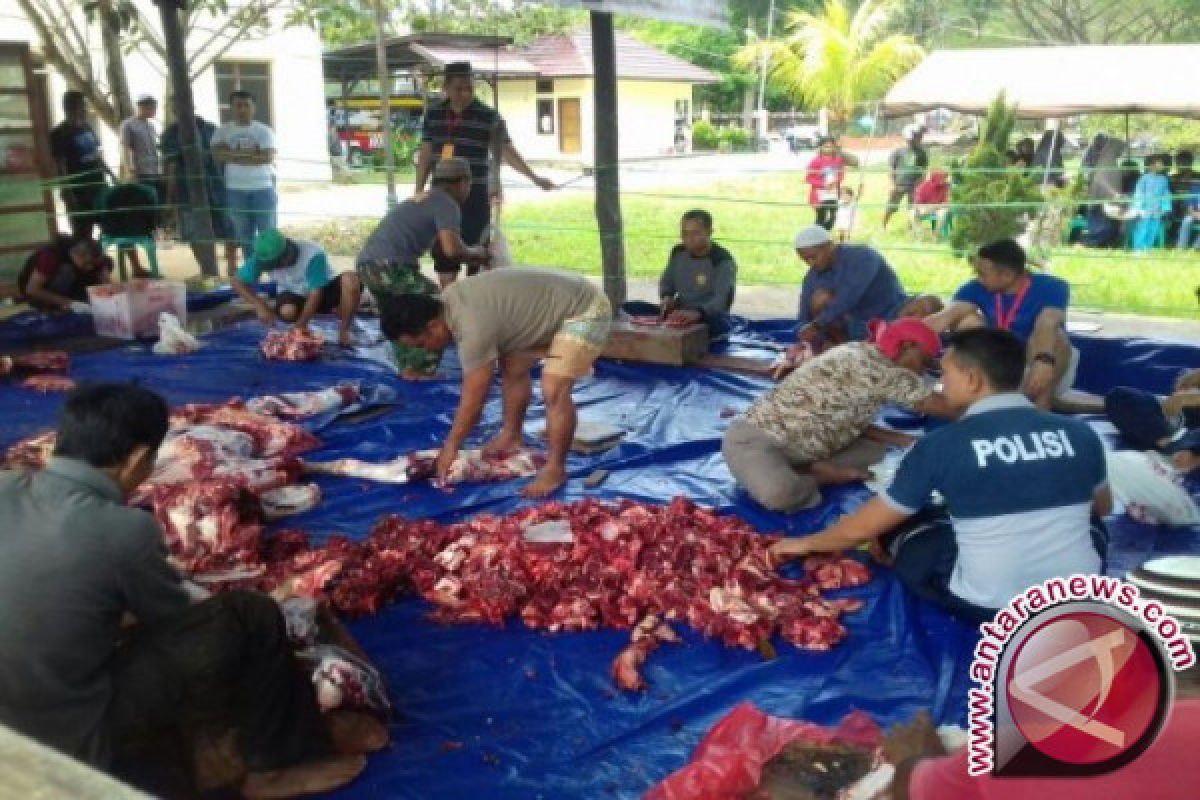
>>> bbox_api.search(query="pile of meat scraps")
[260,497,869,691]
[646,703,885,800]
[262,327,324,361]
[305,448,545,487]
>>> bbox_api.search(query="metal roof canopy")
[882,45,1200,119]
[323,33,535,84]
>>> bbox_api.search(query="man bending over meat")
[381,268,611,497]
[356,157,489,379]
[0,384,380,798]
[232,228,362,347]
[773,329,1110,623]
[723,318,952,513]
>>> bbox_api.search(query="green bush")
[692,119,719,150]
[719,126,753,152]
[949,93,1043,256]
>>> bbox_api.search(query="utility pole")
[755,0,776,143]
[590,10,626,309]
[154,0,217,275]
[374,0,397,209]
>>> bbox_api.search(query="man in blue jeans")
[772,328,1111,624]
[212,90,276,268]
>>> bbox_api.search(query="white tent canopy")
[882,45,1200,119]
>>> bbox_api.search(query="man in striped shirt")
[414,61,555,287]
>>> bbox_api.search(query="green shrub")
[949,93,1043,256]
[719,126,753,152]
[692,119,719,150]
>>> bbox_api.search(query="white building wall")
[0,0,329,184]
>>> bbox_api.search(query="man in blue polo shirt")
[231,229,362,347]
[772,328,1110,623]
[925,238,1074,409]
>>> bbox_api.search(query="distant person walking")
[882,125,928,230]
[49,91,109,240]
[212,90,277,264]
[160,114,239,274]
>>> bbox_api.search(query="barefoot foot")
[482,433,522,456]
[521,464,567,498]
[326,710,389,755]
[241,754,366,799]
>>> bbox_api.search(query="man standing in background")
[413,61,556,287]
[212,90,277,269]
[882,125,928,229]
[118,95,165,230]
[49,91,108,240]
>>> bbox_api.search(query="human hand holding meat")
[254,304,278,326]
[666,309,702,326]
[770,536,813,563]
[433,447,459,484]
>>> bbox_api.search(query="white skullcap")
[793,224,832,249]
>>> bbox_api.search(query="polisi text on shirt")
[971,429,1077,468]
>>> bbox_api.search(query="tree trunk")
[99,0,134,124]
[590,10,626,309]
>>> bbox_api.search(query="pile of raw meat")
[305,448,545,487]
[244,497,870,691]
[3,350,76,392]
[262,327,324,361]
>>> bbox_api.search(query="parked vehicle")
[784,124,821,151]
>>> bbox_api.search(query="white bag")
[152,312,201,355]
[1106,450,1200,527]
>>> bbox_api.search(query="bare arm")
[436,229,488,265]
[1092,485,1113,518]
[229,274,275,322]
[503,143,554,190]
[23,271,74,311]
[293,288,324,330]
[772,497,910,559]
[923,300,980,334]
[912,391,960,420]
[212,147,273,166]
[414,142,433,193]
[1026,307,1066,363]
[442,364,494,456]
[1165,389,1200,417]
[863,424,916,448]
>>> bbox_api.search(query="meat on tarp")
[261,327,324,361]
[304,448,546,487]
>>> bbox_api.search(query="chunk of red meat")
[143,483,264,573]
[4,430,57,470]
[20,375,76,393]
[11,350,70,373]
[304,448,545,487]
[261,328,324,361]
[245,384,360,419]
[171,401,320,458]
[804,556,872,590]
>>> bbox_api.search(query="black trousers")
[814,201,838,230]
[109,591,330,785]
[885,507,1110,626]
[433,183,490,276]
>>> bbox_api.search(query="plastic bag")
[483,224,514,269]
[1106,450,1200,527]
[152,311,200,355]
[645,703,882,800]
[297,644,391,714]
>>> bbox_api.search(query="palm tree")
[738,0,924,132]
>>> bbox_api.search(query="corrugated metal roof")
[410,43,540,77]
[521,31,719,84]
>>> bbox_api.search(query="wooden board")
[602,319,709,366]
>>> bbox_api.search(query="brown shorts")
[543,293,612,379]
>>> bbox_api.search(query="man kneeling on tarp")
[772,329,1111,623]
[621,209,738,341]
[0,384,378,798]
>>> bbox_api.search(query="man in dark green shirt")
[622,209,737,340]
[0,384,369,797]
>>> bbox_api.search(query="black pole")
[590,11,626,309]
[155,0,217,276]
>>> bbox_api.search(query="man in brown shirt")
[723,318,952,513]
[381,268,611,496]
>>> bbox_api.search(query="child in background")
[832,186,858,242]
[1131,154,1172,251]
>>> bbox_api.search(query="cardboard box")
[88,280,187,339]
[601,319,709,366]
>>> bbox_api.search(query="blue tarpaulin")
[0,315,1196,799]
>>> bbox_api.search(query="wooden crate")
[602,319,709,366]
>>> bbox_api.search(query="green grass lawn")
[298,167,1200,319]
